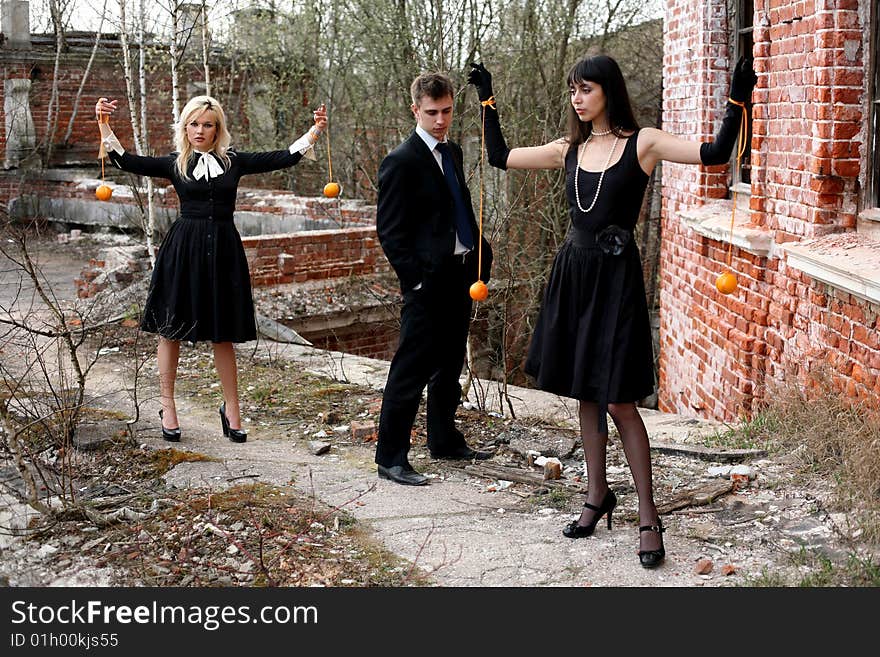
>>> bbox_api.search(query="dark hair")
[410,72,455,106]
[565,54,639,146]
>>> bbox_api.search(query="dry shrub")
[755,369,880,542]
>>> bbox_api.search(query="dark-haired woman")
[469,54,756,568]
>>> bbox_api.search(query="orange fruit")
[323,182,340,198]
[95,184,113,201]
[715,270,738,295]
[469,280,489,302]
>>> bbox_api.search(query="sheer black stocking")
[607,402,662,553]
[575,402,611,529]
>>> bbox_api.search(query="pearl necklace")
[574,131,619,213]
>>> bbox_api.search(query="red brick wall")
[1,37,324,194]
[243,227,388,287]
[659,0,878,422]
[751,1,862,238]
[1,47,181,166]
[298,322,400,361]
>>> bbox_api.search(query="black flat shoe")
[219,403,247,443]
[563,489,617,538]
[378,464,429,486]
[638,516,666,568]
[158,409,181,442]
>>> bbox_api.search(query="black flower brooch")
[596,225,630,256]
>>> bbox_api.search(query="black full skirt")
[524,239,655,403]
[140,217,256,343]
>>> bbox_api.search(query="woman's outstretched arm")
[95,97,174,178]
[637,56,757,173]
[468,62,567,171]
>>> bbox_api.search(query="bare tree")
[63,0,109,144]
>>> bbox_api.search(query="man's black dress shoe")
[429,445,493,461]
[378,464,429,486]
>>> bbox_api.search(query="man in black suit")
[374,72,494,486]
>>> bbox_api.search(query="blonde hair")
[174,96,232,179]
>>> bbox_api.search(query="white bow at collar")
[192,151,224,181]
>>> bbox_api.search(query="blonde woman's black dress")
[524,131,654,432]
[108,149,302,343]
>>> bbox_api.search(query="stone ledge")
[781,232,880,305]
[678,198,773,257]
[858,208,880,241]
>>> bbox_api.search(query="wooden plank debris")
[656,480,735,515]
[460,462,586,492]
[650,441,766,463]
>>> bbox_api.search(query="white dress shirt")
[415,125,471,256]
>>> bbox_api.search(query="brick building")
[660,0,880,421]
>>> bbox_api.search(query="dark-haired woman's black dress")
[524,131,654,431]
[108,148,302,343]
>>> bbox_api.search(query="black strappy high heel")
[158,409,181,442]
[563,489,617,538]
[638,516,666,568]
[219,402,247,443]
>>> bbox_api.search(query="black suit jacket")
[376,131,492,292]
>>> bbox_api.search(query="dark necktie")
[436,142,474,250]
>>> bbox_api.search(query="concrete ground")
[1,233,859,587]
[150,339,849,587]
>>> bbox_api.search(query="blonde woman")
[95,95,328,443]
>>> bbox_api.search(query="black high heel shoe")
[638,516,666,568]
[219,402,247,443]
[563,489,617,538]
[158,409,181,442]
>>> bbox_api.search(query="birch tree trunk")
[117,0,154,265]
[64,1,107,144]
[117,0,143,154]
[169,1,180,124]
[137,0,156,267]
[201,0,211,97]
[43,0,64,163]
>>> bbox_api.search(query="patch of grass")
[80,407,130,422]
[746,547,880,587]
[249,383,281,406]
[701,413,779,451]
[100,482,427,587]
[537,486,576,510]
[312,383,356,398]
[149,448,215,475]
[744,567,790,587]
[727,370,880,544]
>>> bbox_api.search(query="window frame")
[729,0,754,187]
[870,1,880,209]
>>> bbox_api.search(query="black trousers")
[375,254,475,467]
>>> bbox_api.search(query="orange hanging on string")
[469,96,496,303]
[95,184,113,201]
[715,270,738,295]
[714,98,748,296]
[469,280,488,301]
[321,105,341,198]
[96,110,112,201]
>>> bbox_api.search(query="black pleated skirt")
[140,217,256,343]
[524,236,654,404]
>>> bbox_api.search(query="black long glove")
[700,56,758,166]
[468,62,510,170]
